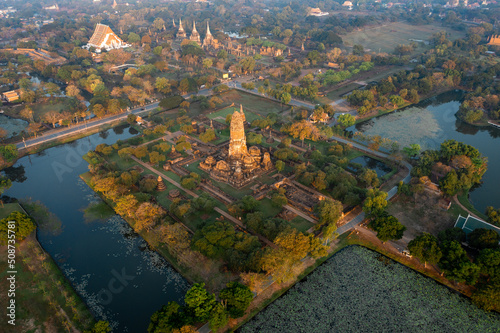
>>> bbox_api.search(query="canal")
[3,125,190,332]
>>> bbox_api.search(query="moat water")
[3,125,189,332]
[349,90,500,213]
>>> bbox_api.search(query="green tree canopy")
[468,229,500,249]
[408,233,442,267]
[219,282,254,318]
[369,214,406,242]
[0,211,36,245]
[184,283,217,322]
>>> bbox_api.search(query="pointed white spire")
[192,21,197,33]
[206,21,212,36]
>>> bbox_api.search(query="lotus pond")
[241,246,500,333]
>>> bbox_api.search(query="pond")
[0,114,28,138]
[349,155,392,178]
[241,246,500,333]
[348,90,500,213]
[3,125,189,332]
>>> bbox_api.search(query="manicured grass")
[290,216,315,233]
[457,191,489,221]
[0,202,23,219]
[259,198,282,219]
[448,202,469,220]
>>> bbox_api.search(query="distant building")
[2,90,21,103]
[202,21,219,49]
[342,1,354,10]
[43,4,59,11]
[84,23,130,52]
[487,35,500,47]
[189,21,201,44]
[177,18,187,39]
[308,7,329,16]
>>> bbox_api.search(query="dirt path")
[452,194,481,219]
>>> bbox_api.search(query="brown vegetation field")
[342,22,465,53]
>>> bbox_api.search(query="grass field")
[219,90,290,116]
[207,105,263,125]
[342,22,465,53]
[0,203,23,219]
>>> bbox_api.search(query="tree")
[271,191,288,208]
[85,321,111,333]
[362,189,388,216]
[140,177,158,193]
[240,195,259,212]
[200,128,216,143]
[192,194,216,212]
[209,303,229,332]
[219,282,254,318]
[148,301,183,333]
[408,233,442,267]
[134,202,165,232]
[359,169,380,188]
[468,229,500,249]
[203,58,213,69]
[439,240,480,285]
[115,195,138,218]
[477,248,500,278]
[486,207,500,226]
[369,214,406,242]
[0,145,18,162]
[472,278,500,312]
[43,110,60,128]
[403,144,421,159]
[280,92,291,107]
[155,77,172,95]
[149,151,166,165]
[184,283,217,322]
[315,198,343,229]
[20,106,34,122]
[338,114,356,128]
[0,176,12,207]
[438,227,466,243]
[0,212,36,245]
[275,160,285,174]
[353,44,364,55]
[247,132,262,144]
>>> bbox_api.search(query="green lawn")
[207,105,263,124]
[290,216,315,233]
[457,191,489,221]
[0,203,23,219]
[259,198,282,219]
[219,89,290,115]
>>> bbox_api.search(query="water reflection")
[3,165,27,183]
[4,125,189,331]
[351,90,500,212]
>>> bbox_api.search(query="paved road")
[17,102,161,150]
[329,135,413,235]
